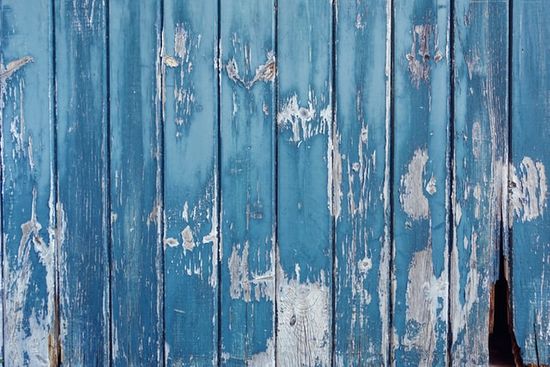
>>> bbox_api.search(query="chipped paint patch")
[509,156,547,223]
[277,94,331,145]
[225,52,276,89]
[181,226,195,251]
[406,25,441,88]
[400,148,430,220]
[403,246,448,366]
[277,266,331,367]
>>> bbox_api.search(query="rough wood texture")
[392,1,451,365]
[451,0,509,365]
[163,1,219,365]
[334,0,391,365]
[109,0,162,365]
[511,0,550,364]
[0,1,549,365]
[55,0,110,364]
[219,1,276,365]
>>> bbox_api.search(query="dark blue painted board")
[109,0,162,365]
[163,0,219,365]
[55,0,109,364]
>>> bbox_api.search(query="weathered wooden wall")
[0,0,548,366]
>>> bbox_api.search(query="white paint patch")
[247,337,275,367]
[403,246,448,367]
[509,156,547,223]
[331,128,342,220]
[225,52,276,89]
[181,225,195,251]
[400,148,430,220]
[277,94,330,145]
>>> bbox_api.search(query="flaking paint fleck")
[509,156,547,223]
[400,148,430,220]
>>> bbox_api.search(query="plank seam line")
[447,0,456,365]
[216,0,222,364]
[387,0,395,363]
[273,0,279,366]
[330,0,337,365]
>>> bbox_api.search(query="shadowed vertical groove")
[447,0,456,364]
[330,1,337,366]
[387,0,395,364]
[0,0,5,361]
[105,0,113,364]
[159,0,165,364]
[52,0,61,364]
[274,0,279,365]
[216,0,222,364]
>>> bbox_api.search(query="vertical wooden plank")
[333,0,391,365]
[219,1,276,365]
[451,0,509,365]
[511,0,550,364]
[109,0,162,365]
[392,0,450,365]
[55,0,109,364]
[163,1,219,364]
[276,1,333,365]
[0,0,55,365]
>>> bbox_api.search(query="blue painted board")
[219,1,276,365]
[163,0,219,365]
[451,0,509,365]
[1,0,56,365]
[511,0,550,364]
[109,0,162,365]
[55,0,109,364]
[277,0,333,365]
[392,1,450,365]
[333,0,391,365]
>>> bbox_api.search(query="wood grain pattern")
[163,1,219,365]
[392,1,451,365]
[1,0,55,365]
[333,0,391,365]
[451,0,509,365]
[219,1,276,365]
[276,1,333,365]
[511,0,550,364]
[109,0,162,365]
[0,1,548,365]
[55,0,109,364]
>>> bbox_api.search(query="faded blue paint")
[109,0,162,365]
[392,0,450,365]
[0,1,549,365]
[55,0,109,364]
[334,0,390,365]
[1,0,55,365]
[511,0,550,364]
[219,1,276,365]
[163,0,219,365]
[452,0,509,365]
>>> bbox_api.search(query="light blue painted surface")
[511,0,550,364]
[1,0,55,365]
[0,1,548,365]
[219,1,275,365]
[392,1,450,365]
[334,0,391,365]
[452,0,509,365]
[163,1,219,365]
